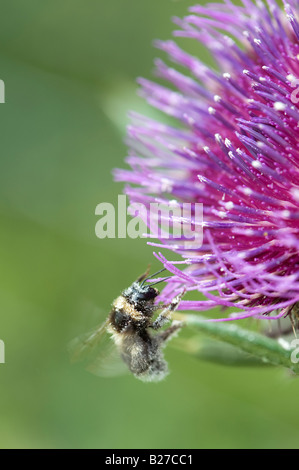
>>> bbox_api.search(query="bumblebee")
[70,268,184,382]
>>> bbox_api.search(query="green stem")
[182,314,299,374]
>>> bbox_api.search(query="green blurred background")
[0,0,298,449]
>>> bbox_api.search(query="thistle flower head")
[115,0,299,322]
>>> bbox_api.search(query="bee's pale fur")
[112,296,144,321]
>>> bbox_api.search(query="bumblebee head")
[122,282,159,307]
[121,268,169,311]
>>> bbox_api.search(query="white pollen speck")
[254,38,262,45]
[243,69,249,75]
[223,73,231,79]
[214,95,221,102]
[225,138,231,147]
[259,77,266,82]
[291,187,299,201]
[215,133,222,142]
[243,187,252,196]
[208,106,216,114]
[281,210,291,218]
[274,101,286,111]
[203,146,210,153]
[287,74,296,83]
[225,201,234,210]
[252,160,262,168]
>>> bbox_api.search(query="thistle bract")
[115,0,299,322]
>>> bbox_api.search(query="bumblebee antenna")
[140,268,166,287]
[147,276,172,287]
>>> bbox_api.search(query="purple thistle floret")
[114,0,299,322]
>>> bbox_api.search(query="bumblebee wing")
[86,343,128,377]
[68,320,109,363]
[68,321,128,377]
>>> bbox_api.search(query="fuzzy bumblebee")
[70,269,184,382]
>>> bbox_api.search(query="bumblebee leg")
[151,290,184,330]
[156,321,183,343]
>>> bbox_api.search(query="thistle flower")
[115,0,299,323]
